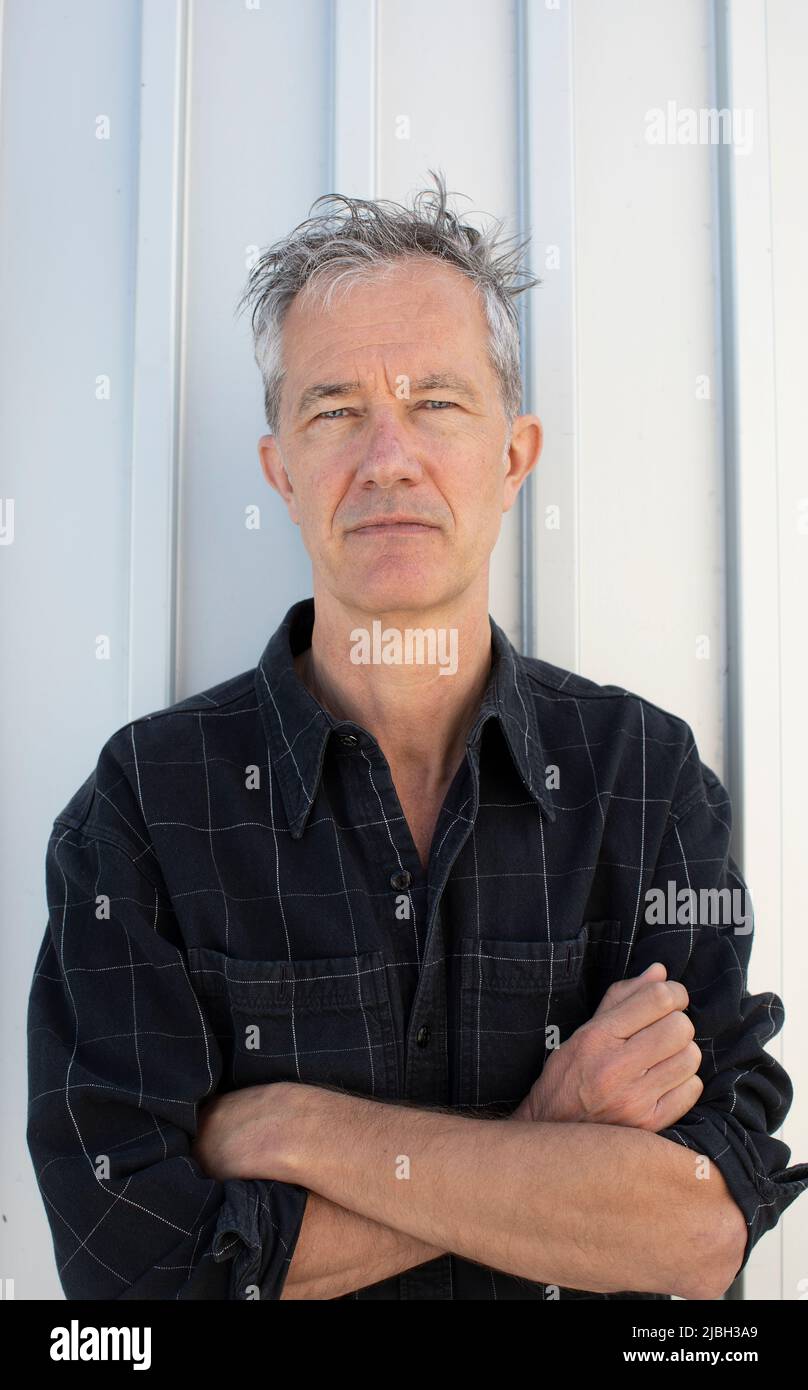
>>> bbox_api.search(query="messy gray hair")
[235,168,540,437]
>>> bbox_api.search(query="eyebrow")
[294,372,482,420]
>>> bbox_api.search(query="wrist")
[262,1080,322,1184]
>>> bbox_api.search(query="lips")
[350,520,438,534]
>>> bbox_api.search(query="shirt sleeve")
[27,813,309,1300]
[635,731,808,1277]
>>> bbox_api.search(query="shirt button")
[338,733,359,747]
[390,869,411,890]
[416,1024,431,1047]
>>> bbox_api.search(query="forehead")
[281,257,491,370]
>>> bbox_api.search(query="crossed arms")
[192,965,748,1300]
[34,773,793,1302]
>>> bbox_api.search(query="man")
[27,173,807,1300]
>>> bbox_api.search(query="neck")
[294,587,493,792]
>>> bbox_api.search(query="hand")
[191,1082,295,1181]
[511,962,703,1131]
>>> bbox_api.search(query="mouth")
[350,522,438,537]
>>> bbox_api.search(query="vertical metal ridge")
[172,0,192,707]
[516,0,535,659]
[127,0,188,719]
[713,0,743,908]
[716,0,789,1302]
[518,0,579,670]
[331,0,378,199]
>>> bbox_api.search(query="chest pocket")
[187,946,399,1099]
[457,920,622,1110]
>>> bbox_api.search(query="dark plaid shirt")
[27,595,808,1300]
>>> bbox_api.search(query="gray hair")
[235,169,540,438]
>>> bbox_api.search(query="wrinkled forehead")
[279,259,494,412]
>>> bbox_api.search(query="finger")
[641,1039,702,1095]
[648,1073,704,1131]
[594,977,690,1041]
[592,962,667,1016]
[620,1009,696,1071]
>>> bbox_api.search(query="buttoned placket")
[329,718,486,1298]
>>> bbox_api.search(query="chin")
[341,556,435,603]
[351,576,445,615]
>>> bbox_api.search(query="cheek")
[445,429,506,493]
[294,476,343,546]
[446,461,504,542]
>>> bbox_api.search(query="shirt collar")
[255,596,557,839]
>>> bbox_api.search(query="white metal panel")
[176,0,331,696]
[722,0,808,1302]
[0,0,142,1299]
[332,0,378,197]
[570,0,725,775]
[766,0,808,1301]
[519,0,579,666]
[128,0,188,718]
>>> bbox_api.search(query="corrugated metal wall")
[1,0,804,1299]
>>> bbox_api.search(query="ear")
[502,414,543,513]
[258,434,300,525]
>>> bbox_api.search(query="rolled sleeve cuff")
[212,1178,309,1300]
[658,1107,808,1275]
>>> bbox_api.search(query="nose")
[353,415,426,488]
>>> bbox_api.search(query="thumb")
[593,960,667,1015]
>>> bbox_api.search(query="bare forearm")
[282,1099,513,1298]
[281,1191,444,1299]
[274,1088,741,1299]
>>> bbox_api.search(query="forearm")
[275,1088,737,1299]
[282,1099,517,1298]
[281,1190,444,1299]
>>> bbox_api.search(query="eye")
[313,399,457,421]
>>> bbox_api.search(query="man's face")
[258,257,542,615]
